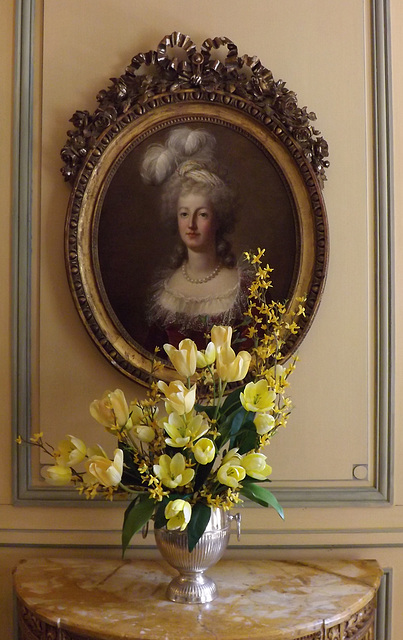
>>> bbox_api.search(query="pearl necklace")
[182,262,221,284]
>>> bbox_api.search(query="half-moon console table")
[14,557,382,640]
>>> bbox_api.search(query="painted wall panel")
[35,0,373,489]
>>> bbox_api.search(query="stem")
[118,483,144,494]
[214,379,227,420]
[124,429,137,450]
[207,365,216,404]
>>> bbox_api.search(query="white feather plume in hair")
[140,126,218,186]
[140,144,176,185]
[178,161,224,188]
[167,126,216,163]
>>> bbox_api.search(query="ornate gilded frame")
[62,33,329,386]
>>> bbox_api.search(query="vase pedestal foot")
[167,571,217,604]
[155,509,242,603]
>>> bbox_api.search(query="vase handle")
[228,512,242,541]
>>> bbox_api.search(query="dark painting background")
[96,122,298,351]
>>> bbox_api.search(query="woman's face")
[177,191,217,252]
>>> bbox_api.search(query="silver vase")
[154,507,241,604]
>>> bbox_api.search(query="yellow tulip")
[216,346,251,382]
[240,379,276,412]
[165,499,192,531]
[196,342,216,368]
[128,404,156,443]
[132,425,155,443]
[221,447,241,465]
[217,460,246,488]
[157,380,196,415]
[164,338,197,377]
[192,438,216,465]
[89,389,129,428]
[163,412,209,448]
[211,325,232,349]
[56,435,86,467]
[153,452,195,489]
[86,449,123,487]
[128,403,144,425]
[240,452,272,480]
[86,444,105,458]
[254,412,275,435]
[43,465,72,486]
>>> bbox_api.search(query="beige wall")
[2,1,402,638]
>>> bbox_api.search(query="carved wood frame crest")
[62,33,329,386]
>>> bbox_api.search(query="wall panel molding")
[12,0,35,502]
[372,0,394,505]
[12,0,394,507]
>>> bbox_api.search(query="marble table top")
[13,557,383,640]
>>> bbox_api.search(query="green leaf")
[221,385,245,416]
[153,497,170,529]
[228,407,248,437]
[121,494,155,556]
[193,459,214,492]
[187,502,211,552]
[240,483,284,519]
[194,403,216,419]
[119,444,144,485]
[232,421,259,453]
[215,407,247,450]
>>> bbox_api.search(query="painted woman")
[142,126,251,350]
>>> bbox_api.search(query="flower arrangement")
[18,250,305,554]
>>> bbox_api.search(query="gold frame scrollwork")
[62,33,329,386]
